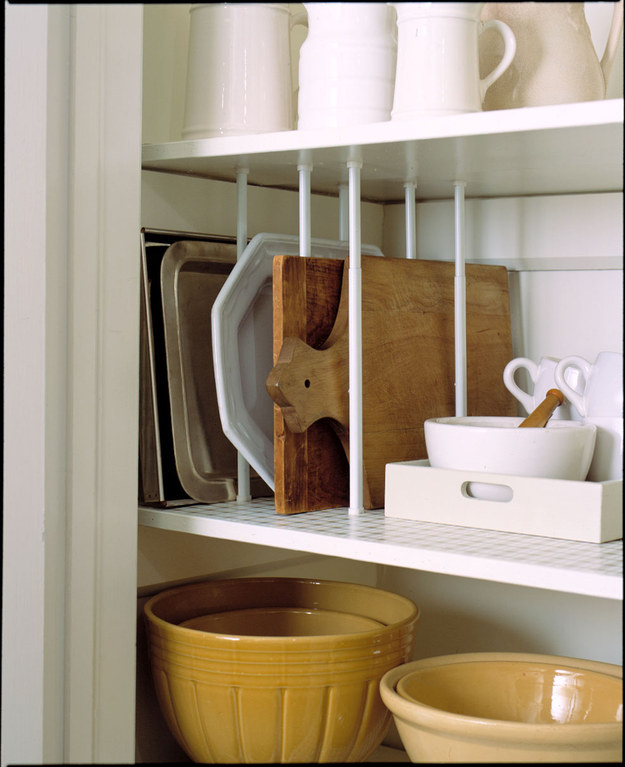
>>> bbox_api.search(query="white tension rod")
[298,163,312,257]
[347,160,364,514]
[404,181,417,259]
[338,183,349,241]
[236,168,252,501]
[453,180,467,417]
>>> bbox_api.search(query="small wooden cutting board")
[268,255,516,513]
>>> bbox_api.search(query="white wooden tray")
[384,460,622,543]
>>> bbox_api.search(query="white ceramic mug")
[391,1,516,118]
[555,352,623,482]
[182,4,306,139]
[297,3,397,129]
[503,356,582,420]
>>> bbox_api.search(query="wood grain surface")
[269,255,516,513]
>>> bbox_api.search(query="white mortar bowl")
[424,416,597,482]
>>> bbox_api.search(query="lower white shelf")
[138,498,622,600]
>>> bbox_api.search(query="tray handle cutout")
[462,481,514,503]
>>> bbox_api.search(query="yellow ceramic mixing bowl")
[380,652,623,763]
[144,577,419,763]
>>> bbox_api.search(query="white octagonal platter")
[211,233,383,490]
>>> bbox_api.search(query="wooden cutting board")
[267,255,516,513]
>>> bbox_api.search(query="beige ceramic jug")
[479,1,624,109]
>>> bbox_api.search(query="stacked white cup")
[503,356,583,421]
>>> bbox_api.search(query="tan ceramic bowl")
[180,607,386,635]
[380,652,623,763]
[144,577,419,763]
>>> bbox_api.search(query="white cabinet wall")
[2,5,622,766]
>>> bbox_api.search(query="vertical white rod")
[338,183,349,241]
[236,169,252,501]
[404,181,417,259]
[347,161,363,514]
[236,168,248,255]
[454,181,467,417]
[298,163,312,257]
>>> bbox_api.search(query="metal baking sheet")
[159,237,272,503]
[140,228,192,505]
[139,228,270,506]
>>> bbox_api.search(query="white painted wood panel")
[382,193,623,269]
[377,567,623,666]
[141,170,384,246]
[3,6,143,766]
[138,530,350,589]
[383,193,623,363]
[3,6,71,764]
[63,6,143,763]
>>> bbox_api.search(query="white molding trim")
[3,5,73,764]
[64,5,142,762]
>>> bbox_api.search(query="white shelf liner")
[139,499,622,600]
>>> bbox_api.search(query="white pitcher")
[183,4,306,138]
[297,3,397,129]
[391,2,516,118]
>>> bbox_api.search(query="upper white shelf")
[142,100,624,202]
[138,499,623,600]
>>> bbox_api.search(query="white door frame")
[3,5,143,764]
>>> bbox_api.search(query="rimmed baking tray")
[139,228,271,506]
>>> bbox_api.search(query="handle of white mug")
[290,10,308,31]
[479,19,517,101]
[503,357,538,415]
[389,3,399,45]
[554,356,591,418]
[600,0,623,88]
[290,10,308,126]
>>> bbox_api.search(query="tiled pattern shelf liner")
[139,500,622,599]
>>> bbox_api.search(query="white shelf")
[139,499,623,600]
[142,99,623,202]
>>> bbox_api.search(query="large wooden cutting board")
[269,255,516,513]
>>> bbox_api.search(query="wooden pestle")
[518,388,565,427]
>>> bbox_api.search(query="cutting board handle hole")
[304,379,311,388]
[461,481,514,503]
